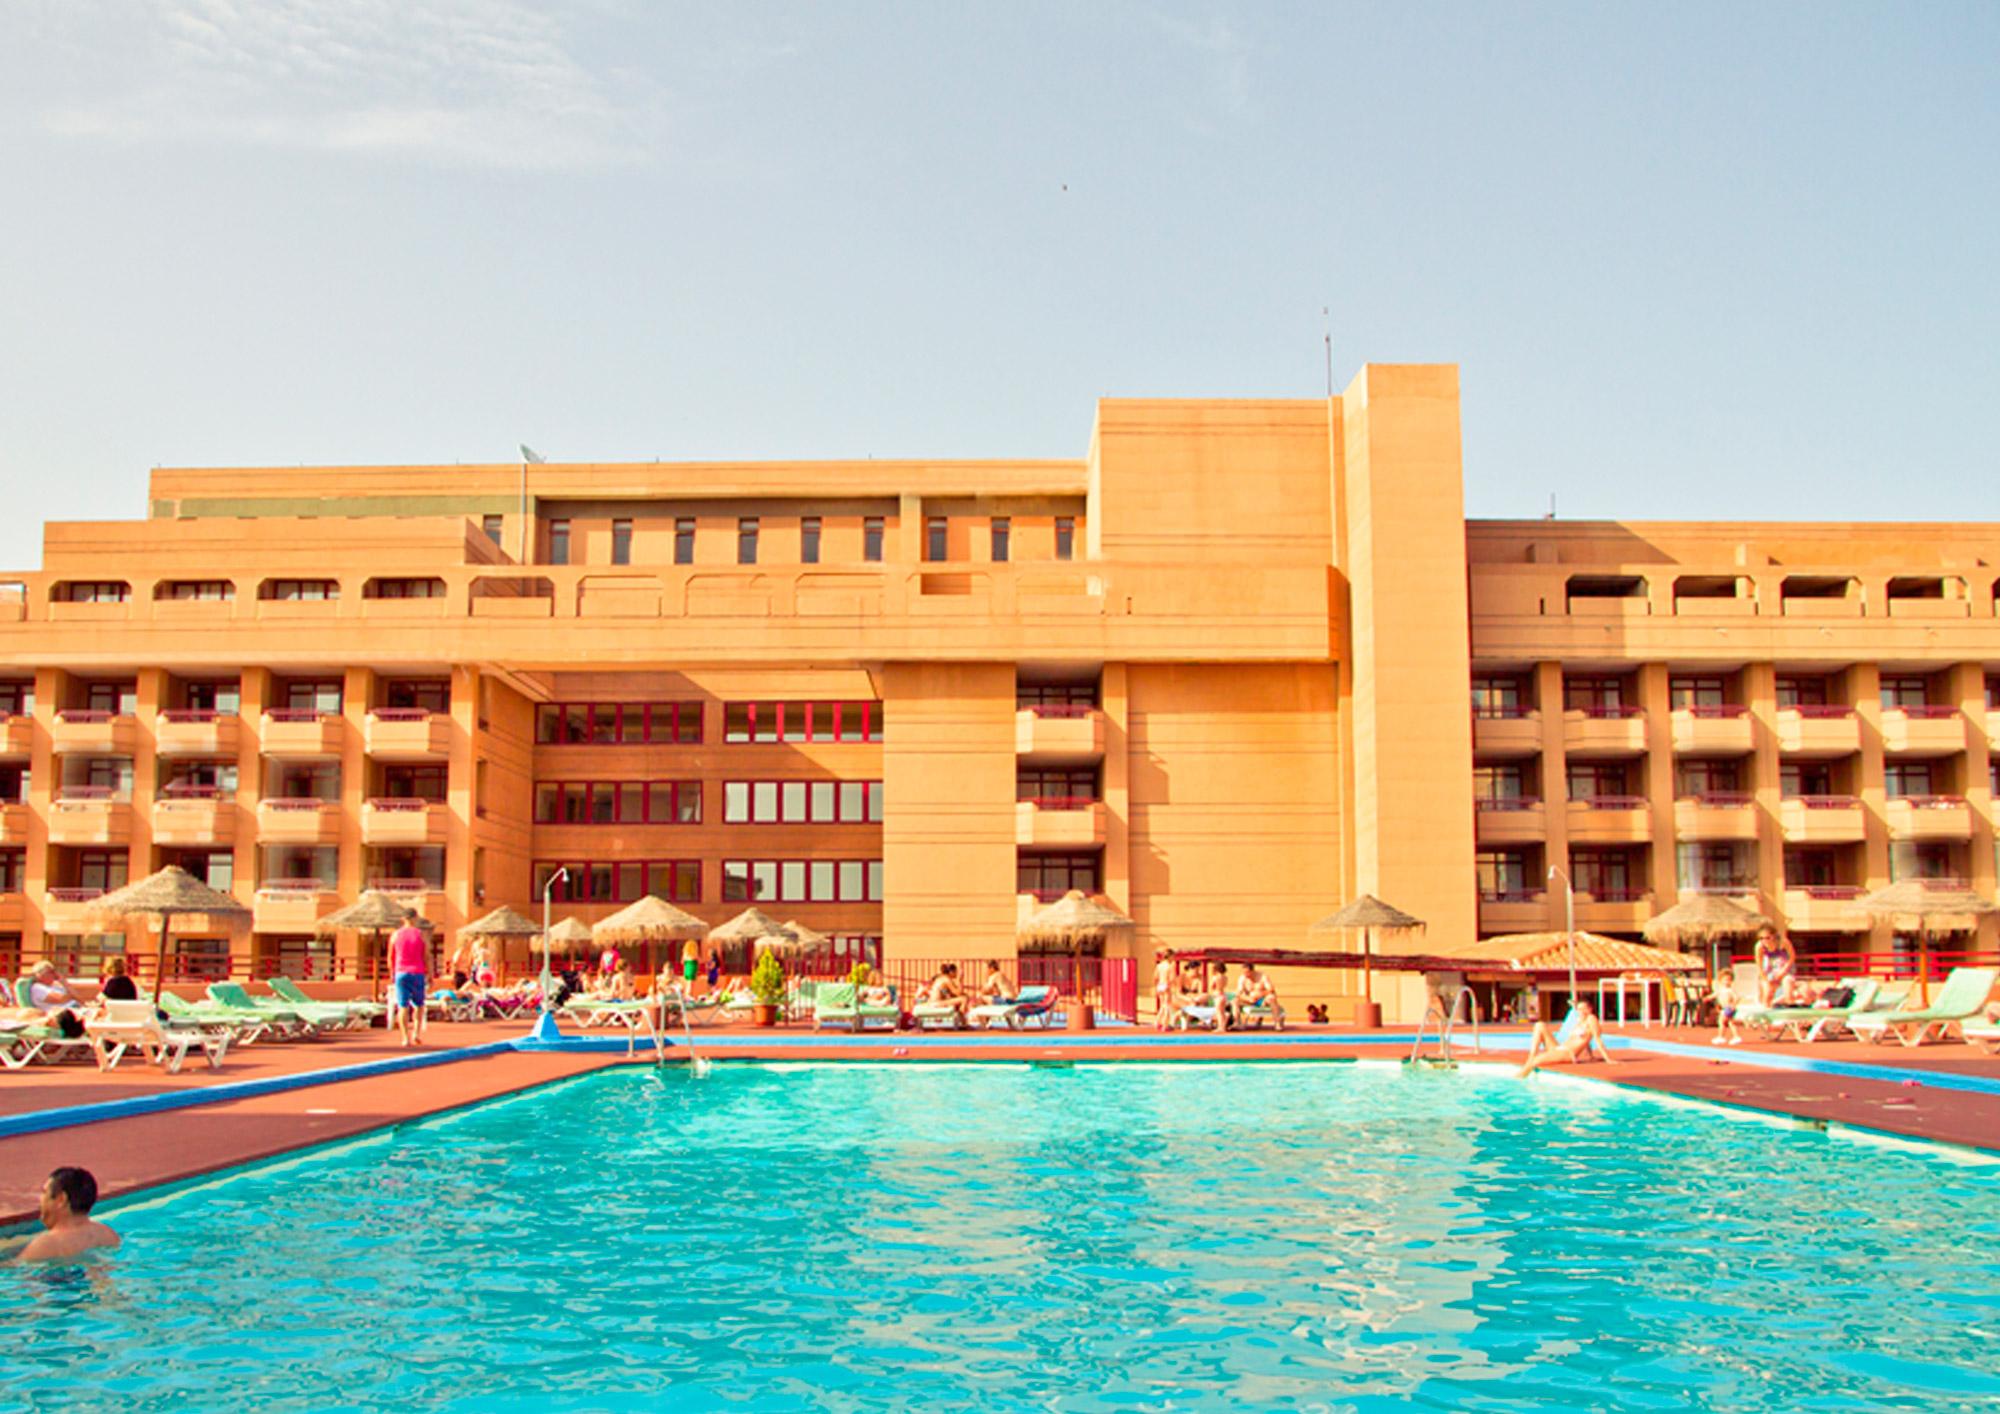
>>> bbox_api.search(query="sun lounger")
[1235,993,1285,1030]
[968,984,1056,1030]
[1964,1019,2000,1054]
[0,1016,98,1068]
[159,990,278,1044]
[87,999,230,1073]
[1748,978,1899,1043]
[1847,967,2000,1047]
[207,982,329,1036]
[812,983,861,1031]
[270,976,381,1025]
[565,997,652,1031]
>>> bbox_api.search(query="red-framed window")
[366,578,446,599]
[58,581,132,603]
[0,848,24,893]
[721,701,883,744]
[1017,853,1099,895]
[532,859,701,904]
[533,780,702,825]
[721,780,882,824]
[157,580,235,601]
[0,681,32,717]
[1016,769,1097,804]
[534,701,703,745]
[721,859,883,903]
[263,579,340,601]
[1016,681,1098,710]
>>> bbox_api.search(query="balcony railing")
[1569,704,1642,719]
[54,710,115,724]
[159,709,224,724]
[1688,883,1756,895]
[1022,703,1094,719]
[1681,791,1752,807]
[47,886,108,904]
[267,708,339,723]
[55,785,119,802]
[370,876,443,894]
[1578,887,1649,902]
[1021,796,1098,811]
[1678,703,1748,718]
[1890,794,1966,809]
[365,796,434,812]
[1475,796,1542,811]
[258,879,334,896]
[161,783,226,800]
[369,708,435,722]
[1789,793,1860,809]
[1472,705,1534,719]
[1479,889,1542,903]
[1793,884,1864,900]
[263,796,334,811]
[1785,704,1855,718]
[1571,794,1647,810]
[1885,705,1958,719]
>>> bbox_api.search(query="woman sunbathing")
[1516,1000,1618,1077]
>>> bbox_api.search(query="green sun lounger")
[1846,967,2000,1047]
[1964,1020,2000,1054]
[812,982,860,1031]
[1750,978,1898,1042]
[270,976,381,1023]
[209,981,339,1034]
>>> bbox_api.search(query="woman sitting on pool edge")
[1516,1000,1619,1077]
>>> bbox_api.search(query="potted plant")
[750,951,787,1027]
[847,960,872,991]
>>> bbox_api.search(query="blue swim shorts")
[392,973,427,1008]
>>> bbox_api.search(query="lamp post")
[540,866,568,1013]
[1548,864,1577,1015]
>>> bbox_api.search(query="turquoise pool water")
[2,1062,1997,1411]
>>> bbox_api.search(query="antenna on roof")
[1545,493,1556,521]
[1322,307,1333,400]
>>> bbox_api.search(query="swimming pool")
[3,1062,1996,1411]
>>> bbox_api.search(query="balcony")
[364,709,451,761]
[0,715,30,760]
[44,886,110,932]
[1674,793,1758,841]
[0,802,25,845]
[1880,707,1964,758]
[1478,890,1550,934]
[369,878,444,913]
[1563,707,1646,758]
[0,894,22,931]
[50,711,137,756]
[47,790,134,846]
[1015,706,1104,764]
[1565,796,1652,845]
[360,798,448,847]
[155,710,241,758]
[1574,890,1653,932]
[1781,886,1869,933]
[1472,709,1541,759]
[1473,798,1545,845]
[261,710,345,759]
[1670,705,1753,756]
[257,797,343,844]
[152,791,236,846]
[1014,798,1107,849]
[1775,706,1860,758]
[1884,795,1972,841]
[1778,795,1865,844]
[253,882,339,931]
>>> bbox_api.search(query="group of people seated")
[1152,959,1283,1032]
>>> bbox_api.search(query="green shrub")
[750,950,788,1006]
[847,961,872,991]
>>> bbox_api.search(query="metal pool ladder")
[1409,986,1481,1065]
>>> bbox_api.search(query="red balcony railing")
[263,797,333,811]
[1794,884,1864,899]
[1022,796,1098,811]
[1790,794,1860,809]
[1689,883,1756,895]
[1679,703,1749,718]
[369,708,435,722]
[257,879,333,896]
[1479,889,1543,903]
[370,877,442,893]
[1475,796,1542,811]
[1579,887,1649,903]
[1794,948,2000,982]
[54,710,116,724]
[1886,704,1958,719]
[47,887,108,905]
[1682,791,1752,807]
[1784,704,1855,718]
[54,785,119,803]
[267,708,338,723]
[1572,794,1647,810]
[1570,704,1643,719]
[159,709,225,724]
[1892,794,1966,809]
[1473,705,1535,719]
[160,783,226,800]
[366,797,433,812]
[1023,703,1095,719]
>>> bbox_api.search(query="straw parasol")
[1853,880,1999,1006]
[545,915,595,949]
[1643,893,1772,979]
[1018,892,1135,1011]
[92,866,251,1006]
[460,905,543,939]
[710,906,792,948]
[1309,895,1425,1015]
[317,889,420,1006]
[780,920,829,949]
[591,896,706,973]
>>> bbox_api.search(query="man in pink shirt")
[387,920,429,1047]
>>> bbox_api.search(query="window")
[990,517,1010,563]
[863,516,884,562]
[157,580,234,601]
[1017,769,1097,803]
[721,859,883,903]
[1780,764,1835,798]
[1563,676,1633,714]
[270,762,340,800]
[533,780,700,824]
[1676,842,1750,890]
[675,518,695,564]
[0,681,31,717]
[482,515,504,545]
[366,578,446,599]
[1017,680,1098,710]
[1884,763,1935,799]
[80,757,133,794]
[724,780,883,823]
[162,760,236,796]
[738,517,759,565]
[263,580,340,601]
[1669,676,1728,709]
[1677,760,1742,797]
[926,517,948,562]
[534,861,699,904]
[1776,676,1832,708]
[81,680,139,716]
[1475,851,1530,898]
[1470,676,1528,716]
[0,848,23,893]
[1784,848,1841,888]
[533,701,702,744]
[1571,849,1637,899]
[1880,676,1932,710]
[77,850,129,893]
[279,679,343,714]
[611,519,633,565]
[380,765,447,801]
[0,765,28,803]
[722,702,882,744]
[58,581,131,603]
[1054,517,1075,560]
[1473,765,1529,802]
[383,679,449,713]
[547,519,570,566]
[182,680,240,714]
[801,517,821,565]
[1017,853,1100,895]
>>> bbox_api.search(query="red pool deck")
[3,1020,1996,1230]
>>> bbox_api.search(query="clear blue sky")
[1,2,1994,571]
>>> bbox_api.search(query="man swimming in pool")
[1516,1000,1619,1077]
[15,1167,120,1264]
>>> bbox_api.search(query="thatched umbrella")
[592,896,705,975]
[461,904,545,987]
[710,906,791,947]
[1310,895,1425,1019]
[1854,880,1998,1006]
[92,866,251,1006]
[545,916,596,964]
[1018,891,1135,1022]
[780,919,829,949]
[1643,893,1772,982]
[317,889,419,1009]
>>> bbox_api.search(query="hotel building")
[1,364,1994,1020]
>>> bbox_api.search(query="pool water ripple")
[0,1063,1995,1411]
